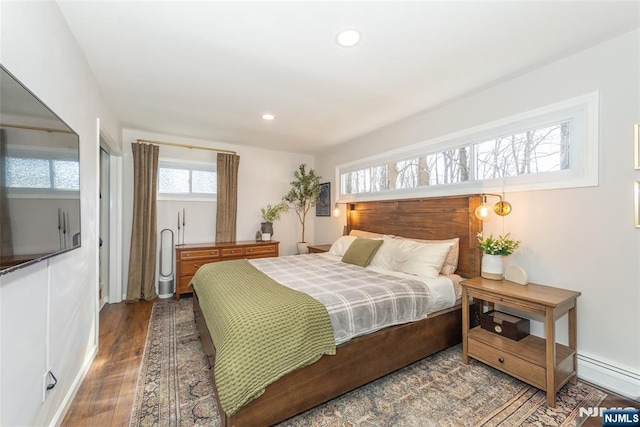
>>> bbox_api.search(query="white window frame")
[157,158,217,202]
[336,92,599,202]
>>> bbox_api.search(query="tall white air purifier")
[158,228,175,298]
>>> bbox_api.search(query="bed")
[192,195,482,426]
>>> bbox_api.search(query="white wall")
[0,1,121,425]
[119,129,314,300]
[315,30,640,398]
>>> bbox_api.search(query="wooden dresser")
[461,277,581,407]
[175,240,279,299]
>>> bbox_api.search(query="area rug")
[130,298,606,426]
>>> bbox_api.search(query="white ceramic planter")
[481,254,504,280]
[296,242,309,254]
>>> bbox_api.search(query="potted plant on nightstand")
[477,232,520,280]
[259,202,288,241]
[283,163,322,254]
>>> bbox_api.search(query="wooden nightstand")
[461,277,581,407]
[307,244,332,254]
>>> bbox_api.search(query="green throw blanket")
[191,259,336,415]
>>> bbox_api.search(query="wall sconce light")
[474,193,512,220]
[332,203,341,217]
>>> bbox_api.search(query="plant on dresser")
[259,202,288,241]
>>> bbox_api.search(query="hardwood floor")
[61,300,154,426]
[62,300,637,426]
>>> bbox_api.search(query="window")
[341,147,471,195]
[5,155,79,191]
[157,159,216,200]
[338,93,598,200]
[474,122,570,180]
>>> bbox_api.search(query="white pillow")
[395,240,454,279]
[329,235,358,256]
[370,235,396,270]
[394,236,460,274]
[372,237,453,279]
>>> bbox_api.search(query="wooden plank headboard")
[346,195,482,279]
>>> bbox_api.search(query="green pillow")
[341,237,383,267]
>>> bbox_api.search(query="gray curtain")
[0,129,13,259]
[126,142,159,302]
[215,153,240,242]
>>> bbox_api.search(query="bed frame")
[193,194,482,427]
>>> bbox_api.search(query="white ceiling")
[57,1,640,154]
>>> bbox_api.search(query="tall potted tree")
[283,163,322,254]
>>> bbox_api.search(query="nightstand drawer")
[466,289,545,315]
[468,338,546,389]
[179,249,220,259]
[308,244,332,254]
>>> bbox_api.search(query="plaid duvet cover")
[250,253,456,345]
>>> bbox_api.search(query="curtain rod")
[0,123,75,134]
[136,138,237,155]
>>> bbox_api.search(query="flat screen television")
[0,64,81,275]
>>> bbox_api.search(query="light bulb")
[474,204,492,220]
[474,195,492,221]
[332,205,341,217]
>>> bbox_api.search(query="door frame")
[99,127,124,304]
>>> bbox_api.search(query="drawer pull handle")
[498,357,504,364]
[194,264,198,268]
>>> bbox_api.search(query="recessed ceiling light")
[262,114,275,121]
[336,28,362,48]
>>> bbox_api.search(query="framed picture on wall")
[316,182,330,216]
[635,123,640,170]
